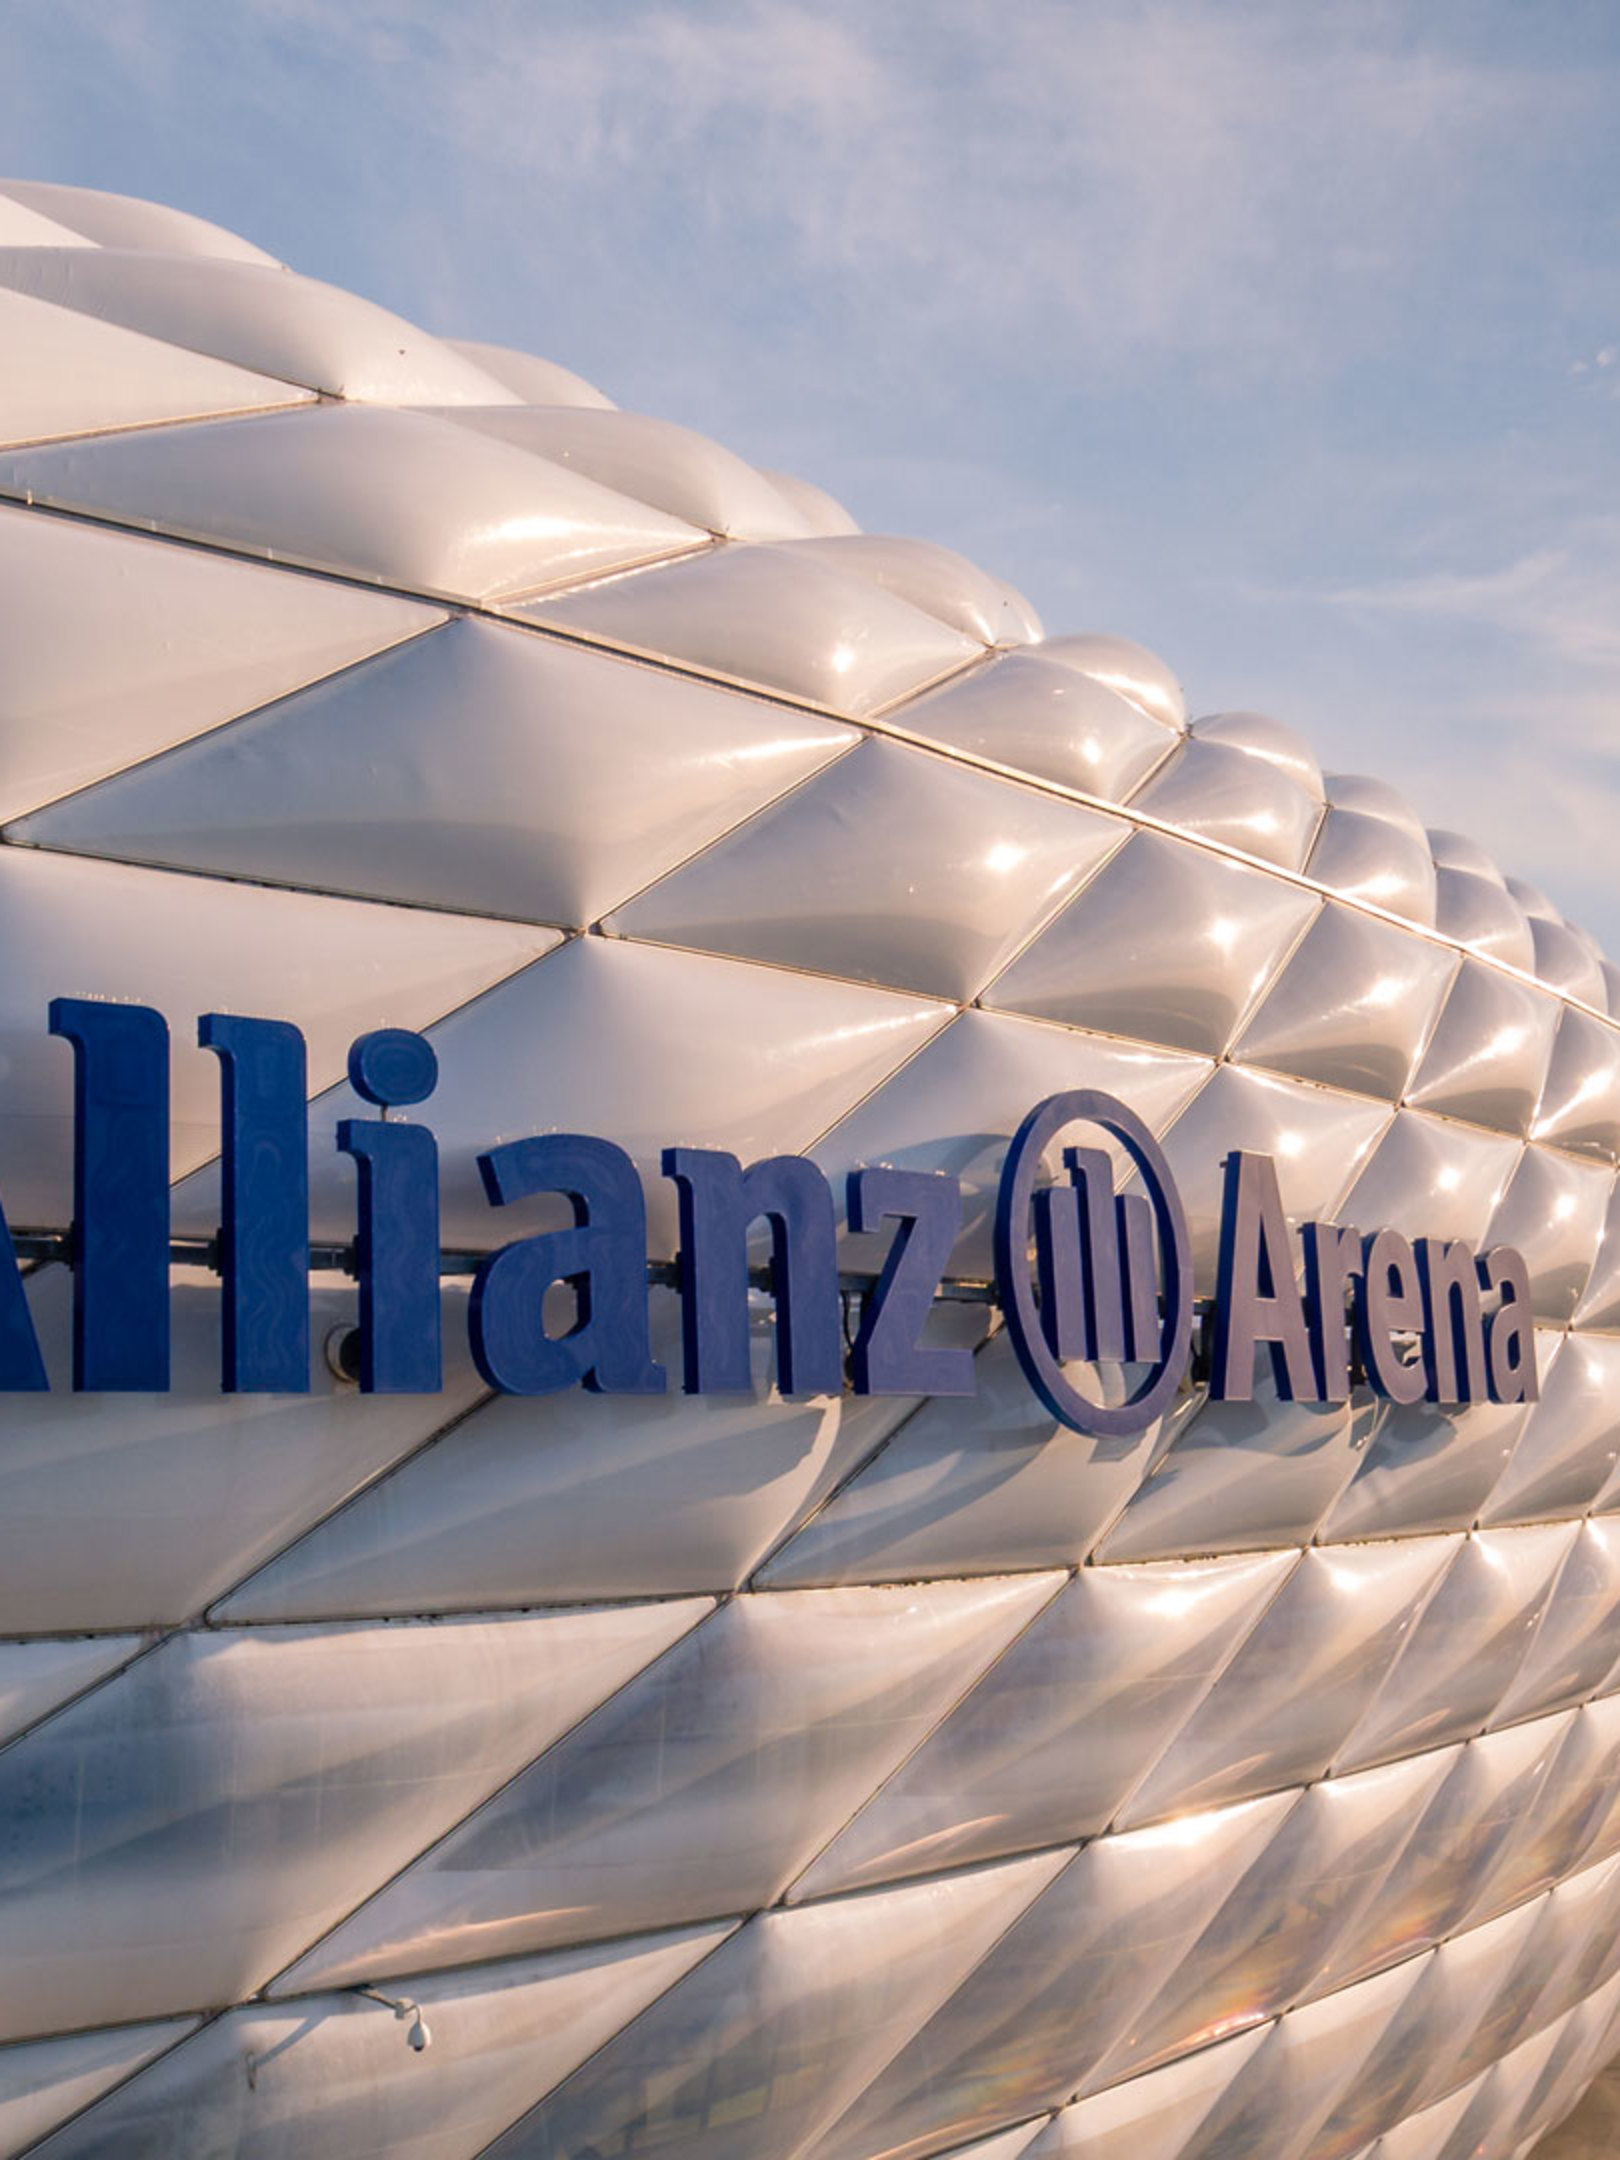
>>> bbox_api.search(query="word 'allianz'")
[0,1002,1538,1435]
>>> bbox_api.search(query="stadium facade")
[0,179,1617,2160]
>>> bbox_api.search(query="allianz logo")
[0,1002,1538,1437]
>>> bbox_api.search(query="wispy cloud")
[1320,525,1620,671]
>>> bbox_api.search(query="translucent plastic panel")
[1323,1394,1529,1542]
[759,466,861,537]
[0,193,98,247]
[1531,919,1607,1007]
[1446,1869,1618,2091]
[0,504,439,822]
[1096,1379,1374,1564]
[1407,961,1562,1137]
[1308,1907,1542,2156]
[793,1550,1297,1898]
[0,2020,197,2160]
[1118,1540,1454,1825]
[0,180,278,262]
[1173,1960,1424,2160]
[1429,830,1506,881]
[276,1574,1061,1991]
[610,738,1127,999]
[1195,709,1324,795]
[1493,1520,1620,1725]
[1488,1710,1620,1915]
[0,1633,140,1746]
[443,338,617,408]
[784,535,1043,645]
[1338,1112,1523,1248]
[1306,804,1437,926]
[810,1008,1210,1281]
[0,405,704,603]
[1153,1064,1389,1283]
[1233,904,1455,1100]
[1107,1755,1450,2096]
[1484,1146,1612,1323]
[813,1795,1296,2160]
[1508,1982,1620,2156]
[1572,1180,1620,1330]
[1024,2028,1269,2160]
[983,830,1319,1056]
[2,1268,486,1633]
[892,647,1179,803]
[430,404,810,541]
[223,1299,986,1627]
[1329,773,1430,845]
[1426,2017,1571,2160]
[0,247,519,404]
[238,934,950,1254]
[219,1289,853,1618]
[0,1599,709,2040]
[18,616,856,929]
[1040,634,1185,731]
[1516,1853,1620,2029]
[481,1852,1069,2160]
[0,847,555,1227]
[1534,1007,1620,1161]
[0,286,309,448]
[1478,1334,1620,1528]
[31,1925,733,2160]
[758,1329,1160,1587]
[1335,1525,1579,1772]
[929,2127,1047,2160]
[1366,2077,1488,2160]
[1130,733,1322,873]
[518,541,982,717]
[1433,866,1536,972]
[1322,1718,1571,1991]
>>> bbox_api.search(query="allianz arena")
[2,174,1620,2160]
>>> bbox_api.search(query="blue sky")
[6,0,1619,947]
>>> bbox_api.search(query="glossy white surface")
[19,1928,729,2160]
[226,932,950,1253]
[443,338,616,408]
[2,1269,484,1632]
[1410,974,1558,1147]
[0,286,309,449]
[609,737,1127,998]
[1307,800,1439,926]
[1130,729,1323,872]
[431,404,810,541]
[0,505,439,822]
[784,533,1044,645]
[0,404,705,601]
[520,539,983,716]
[18,616,855,927]
[893,644,1181,801]
[984,828,1320,1053]
[277,1574,1060,1990]
[0,1601,710,2040]
[1232,901,1457,1099]
[0,2020,198,2160]
[0,179,278,261]
[0,247,518,404]
[0,846,555,1224]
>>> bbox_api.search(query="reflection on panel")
[278,1574,1061,1991]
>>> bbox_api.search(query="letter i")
[338,1030,441,1393]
